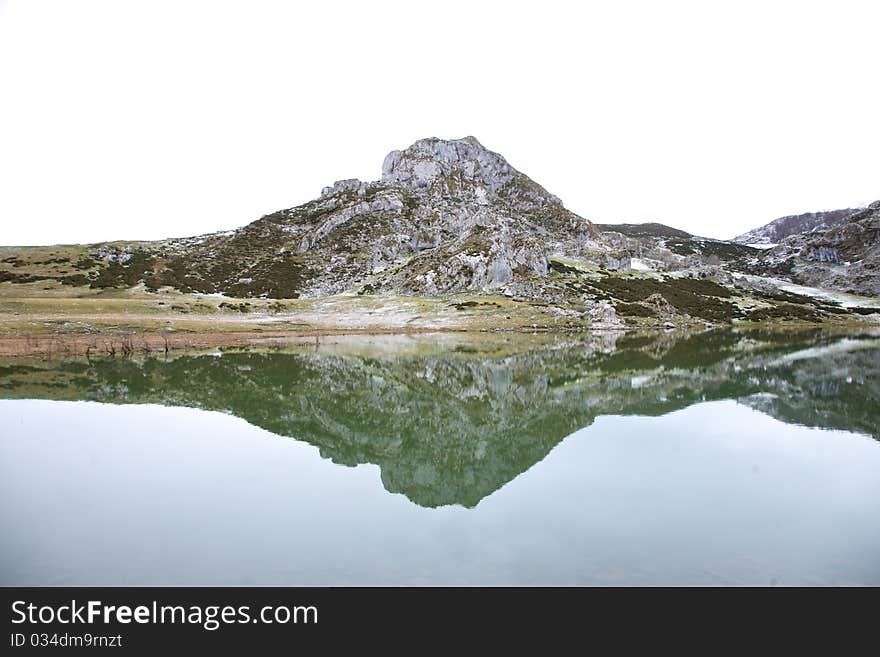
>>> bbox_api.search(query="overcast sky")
[1,0,877,246]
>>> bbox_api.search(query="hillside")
[597,222,761,271]
[757,201,880,297]
[733,208,859,245]
[0,137,623,300]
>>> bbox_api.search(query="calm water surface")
[1,329,879,585]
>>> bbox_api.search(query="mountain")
[757,201,880,296]
[733,207,860,245]
[1,137,877,331]
[81,136,626,299]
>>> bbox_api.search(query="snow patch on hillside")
[732,273,880,308]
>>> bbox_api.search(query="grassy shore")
[0,279,607,356]
[2,245,878,357]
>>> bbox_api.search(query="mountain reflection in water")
[1,328,878,509]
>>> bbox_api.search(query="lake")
[1,328,879,585]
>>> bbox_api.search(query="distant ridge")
[756,201,880,297]
[733,208,860,245]
[596,222,692,239]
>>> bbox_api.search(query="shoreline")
[0,327,461,358]
[0,326,615,358]
[1,320,877,358]
[1,285,877,358]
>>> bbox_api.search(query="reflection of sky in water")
[2,398,878,585]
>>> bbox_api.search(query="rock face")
[382,136,528,197]
[733,208,859,245]
[758,201,880,296]
[97,136,625,300]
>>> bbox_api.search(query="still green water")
[1,329,879,585]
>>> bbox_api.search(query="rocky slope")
[595,206,880,300]
[597,222,761,272]
[733,207,859,245]
[755,201,880,296]
[70,137,625,300]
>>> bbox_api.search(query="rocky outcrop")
[87,136,620,301]
[382,136,538,199]
[759,201,880,296]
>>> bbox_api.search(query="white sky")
[0,0,877,246]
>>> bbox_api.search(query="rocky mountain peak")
[52,136,627,302]
[382,136,512,191]
[380,136,562,208]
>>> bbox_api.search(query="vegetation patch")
[74,256,98,270]
[90,251,156,289]
[451,300,502,311]
[588,276,742,322]
[60,274,91,286]
[0,271,53,284]
[596,223,692,239]
[750,288,815,304]
[219,302,252,313]
[670,277,734,297]
[226,255,309,298]
[549,260,582,275]
[614,302,658,317]
[747,304,823,322]
[816,303,849,315]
